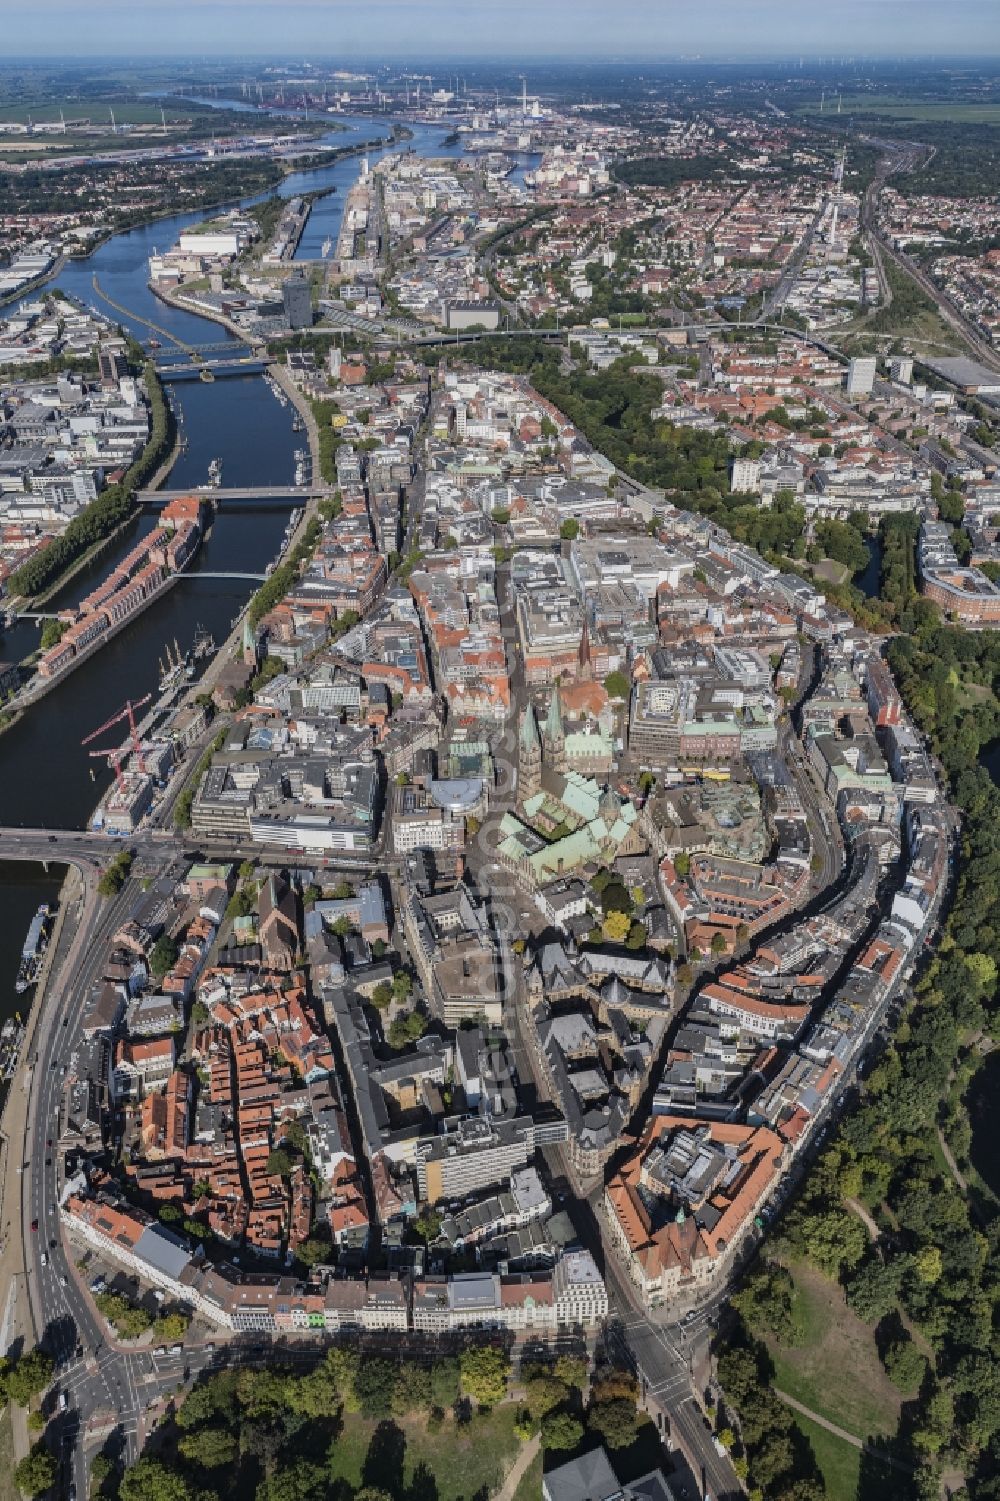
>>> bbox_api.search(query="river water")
[855,533,883,598]
[0,108,467,1028]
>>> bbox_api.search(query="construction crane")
[82,695,152,789]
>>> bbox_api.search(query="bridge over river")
[137,485,323,507]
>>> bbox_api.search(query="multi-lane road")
[13,867,142,1489]
[0,820,225,1492]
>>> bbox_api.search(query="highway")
[17,869,163,1489]
[9,838,287,1492]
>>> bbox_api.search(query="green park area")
[789,1412,862,1501]
[0,99,196,127]
[324,1406,523,1499]
[97,1345,660,1501]
[835,258,960,355]
[0,1406,19,1501]
[720,1253,914,1501]
[718,622,1000,1497]
[796,95,1000,125]
[766,1259,902,1446]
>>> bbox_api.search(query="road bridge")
[137,485,321,506]
[156,358,267,380]
[0,826,149,853]
[150,340,258,357]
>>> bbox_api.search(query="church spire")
[578,613,592,678]
[545,682,564,745]
[544,683,567,775]
[520,700,540,753]
[518,703,542,799]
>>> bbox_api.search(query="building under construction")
[94,770,154,835]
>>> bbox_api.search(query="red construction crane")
[82,695,153,789]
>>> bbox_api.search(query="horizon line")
[4,50,1000,64]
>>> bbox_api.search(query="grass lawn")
[326,1405,523,1501]
[0,100,196,126]
[955,681,995,709]
[514,1449,544,1501]
[767,1260,901,1443]
[790,1412,862,1501]
[928,1128,957,1186]
[833,308,960,355]
[0,1406,21,1501]
[814,559,851,587]
[795,96,1000,125]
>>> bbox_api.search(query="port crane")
[82,695,152,789]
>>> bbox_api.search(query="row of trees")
[172,725,227,831]
[310,398,345,486]
[111,1343,515,1501]
[2,1348,57,1498]
[718,1338,825,1501]
[247,517,323,627]
[97,847,134,897]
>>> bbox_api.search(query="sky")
[1,0,998,60]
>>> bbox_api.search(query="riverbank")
[15,567,187,710]
[7,382,183,676]
[0,254,67,311]
[0,103,456,1005]
[151,280,254,343]
[38,153,319,270]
